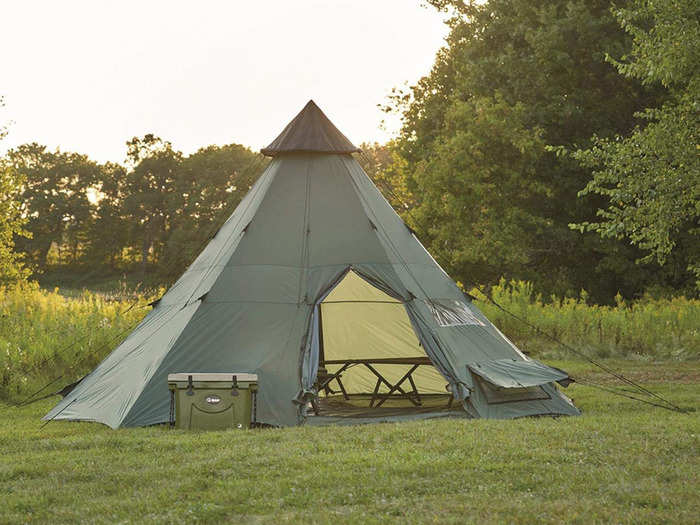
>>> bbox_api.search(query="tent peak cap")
[261,100,361,157]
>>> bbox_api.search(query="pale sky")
[0,1,448,163]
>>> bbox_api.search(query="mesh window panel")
[426,299,485,327]
[475,376,551,404]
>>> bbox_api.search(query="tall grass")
[1,280,697,402]
[475,279,700,361]
[0,283,151,401]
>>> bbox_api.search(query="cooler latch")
[231,375,239,397]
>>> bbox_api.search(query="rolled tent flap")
[468,358,572,388]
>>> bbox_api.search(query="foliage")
[473,279,699,361]
[1,364,698,523]
[384,0,687,301]
[357,142,393,182]
[0,98,30,283]
[357,142,413,211]
[5,137,264,283]
[1,281,697,402]
[0,283,151,400]
[122,135,183,274]
[4,144,101,270]
[85,161,129,270]
[161,143,267,281]
[0,166,30,284]
[570,0,700,287]
[608,0,699,87]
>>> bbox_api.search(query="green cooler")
[168,373,258,430]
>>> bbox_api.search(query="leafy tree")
[571,0,700,290]
[5,143,99,270]
[162,143,264,281]
[121,135,182,276]
[86,161,129,270]
[386,0,669,300]
[118,136,264,280]
[0,165,30,283]
[358,142,393,180]
[0,97,30,283]
[357,142,413,211]
[3,134,264,283]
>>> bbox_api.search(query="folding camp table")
[321,357,435,408]
[314,307,446,411]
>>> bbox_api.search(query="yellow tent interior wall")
[320,271,448,395]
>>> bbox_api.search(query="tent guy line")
[356,150,686,414]
[466,284,686,413]
[8,153,272,408]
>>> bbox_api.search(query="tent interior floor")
[308,393,458,419]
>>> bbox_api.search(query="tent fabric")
[261,100,361,156]
[468,358,570,388]
[320,271,448,394]
[45,101,579,428]
[466,381,578,419]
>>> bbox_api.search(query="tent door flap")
[468,358,572,389]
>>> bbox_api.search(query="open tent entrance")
[309,270,456,419]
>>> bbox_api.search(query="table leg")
[369,377,382,408]
[318,363,352,395]
[335,375,350,400]
[364,364,411,397]
[407,373,422,406]
[375,365,421,408]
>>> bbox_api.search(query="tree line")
[1,136,265,285]
[0,0,697,302]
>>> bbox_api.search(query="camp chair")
[310,366,350,415]
[315,366,349,398]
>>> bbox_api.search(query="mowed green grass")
[1,361,698,524]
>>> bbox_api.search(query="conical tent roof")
[46,101,579,428]
[261,100,360,156]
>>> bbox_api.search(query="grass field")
[2,285,698,522]
[0,284,152,401]
[1,360,698,524]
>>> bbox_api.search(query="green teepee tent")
[45,101,579,428]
